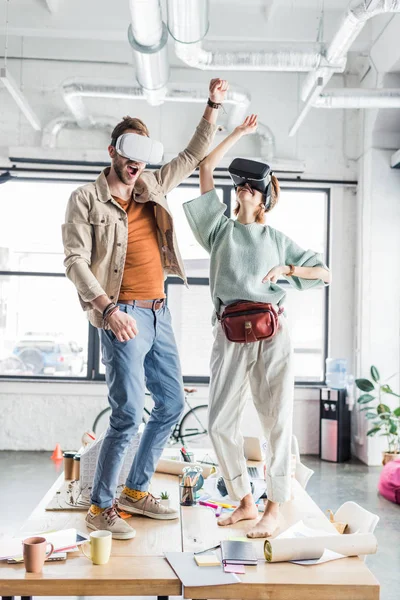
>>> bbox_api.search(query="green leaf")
[357,394,375,404]
[389,422,398,434]
[359,406,375,412]
[370,366,380,383]
[393,407,400,417]
[356,378,375,392]
[377,403,391,414]
[367,427,381,436]
[365,412,377,420]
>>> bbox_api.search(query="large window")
[0,177,329,384]
[0,180,89,378]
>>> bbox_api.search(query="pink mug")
[23,536,54,573]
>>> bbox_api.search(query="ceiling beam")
[0,67,41,130]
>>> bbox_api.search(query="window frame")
[0,174,330,385]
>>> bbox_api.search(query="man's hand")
[234,114,258,136]
[262,265,288,284]
[209,78,229,104]
[108,310,139,342]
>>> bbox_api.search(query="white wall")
[352,147,400,465]
[0,379,322,453]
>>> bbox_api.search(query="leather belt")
[119,299,165,310]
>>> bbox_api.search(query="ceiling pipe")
[127,0,169,106]
[42,115,115,148]
[61,79,251,131]
[289,0,400,136]
[50,81,277,161]
[166,0,345,73]
[312,88,400,108]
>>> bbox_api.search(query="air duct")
[313,88,400,108]
[49,80,277,162]
[127,0,169,106]
[290,0,400,136]
[61,79,251,132]
[42,114,115,148]
[166,0,344,72]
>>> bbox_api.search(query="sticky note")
[224,563,246,574]
[194,553,221,567]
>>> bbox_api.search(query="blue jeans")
[90,303,185,508]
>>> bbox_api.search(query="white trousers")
[208,316,294,503]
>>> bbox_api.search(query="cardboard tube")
[264,533,378,563]
[156,458,213,478]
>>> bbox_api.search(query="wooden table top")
[181,478,380,600]
[0,463,380,600]
[0,472,182,597]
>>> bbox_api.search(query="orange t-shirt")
[113,196,165,301]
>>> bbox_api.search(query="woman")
[183,115,330,538]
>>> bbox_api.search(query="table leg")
[21,597,32,600]
[157,597,169,600]
[2,597,15,600]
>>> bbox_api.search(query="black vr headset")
[228,158,273,210]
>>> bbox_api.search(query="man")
[62,78,228,539]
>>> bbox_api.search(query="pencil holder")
[179,483,196,506]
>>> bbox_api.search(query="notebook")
[220,540,258,566]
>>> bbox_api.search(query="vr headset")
[228,158,273,210]
[113,133,164,165]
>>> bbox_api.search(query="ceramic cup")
[23,536,54,573]
[81,530,112,565]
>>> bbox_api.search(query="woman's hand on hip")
[263,265,289,284]
[108,311,139,342]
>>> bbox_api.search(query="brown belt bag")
[219,301,284,344]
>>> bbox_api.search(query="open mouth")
[127,164,139,177]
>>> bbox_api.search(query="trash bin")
[319,388,351,462]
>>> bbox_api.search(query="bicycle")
[92,387,208,445]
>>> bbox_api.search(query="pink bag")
[378,457,400,504]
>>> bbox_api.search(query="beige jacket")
[62,117,217,328]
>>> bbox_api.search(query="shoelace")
[103,504,119,526]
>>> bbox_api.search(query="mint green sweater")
[183,189,328,314]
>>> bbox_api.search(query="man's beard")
[113,159,131,185]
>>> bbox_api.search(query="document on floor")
[165,552,241,587]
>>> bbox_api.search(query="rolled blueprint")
[156,457,214,478]
[264,533,377,563]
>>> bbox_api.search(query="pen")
[209,500,236,509]
[199,500,219,509]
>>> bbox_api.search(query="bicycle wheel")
[92,398,152,436]
[178,404,209,445]
[92,407,111,435]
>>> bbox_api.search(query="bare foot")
[247,501,280,538]
[217,494,258,526]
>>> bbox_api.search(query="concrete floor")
[0,452,399,600]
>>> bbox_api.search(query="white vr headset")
[113,133,164,165]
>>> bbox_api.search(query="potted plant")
[356,365,400,465]
[160,491,170,507]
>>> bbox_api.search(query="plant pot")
[160,499,170,508]
[382,452,400,466]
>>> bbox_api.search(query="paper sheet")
[0,528,78,560]
[265,526,377,563]
[291,548,345,565]
[165,552,241,587]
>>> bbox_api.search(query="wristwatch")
[286,264,295,277]
[207,98,221,109]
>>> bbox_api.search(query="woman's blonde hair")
[233,175,280,223]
